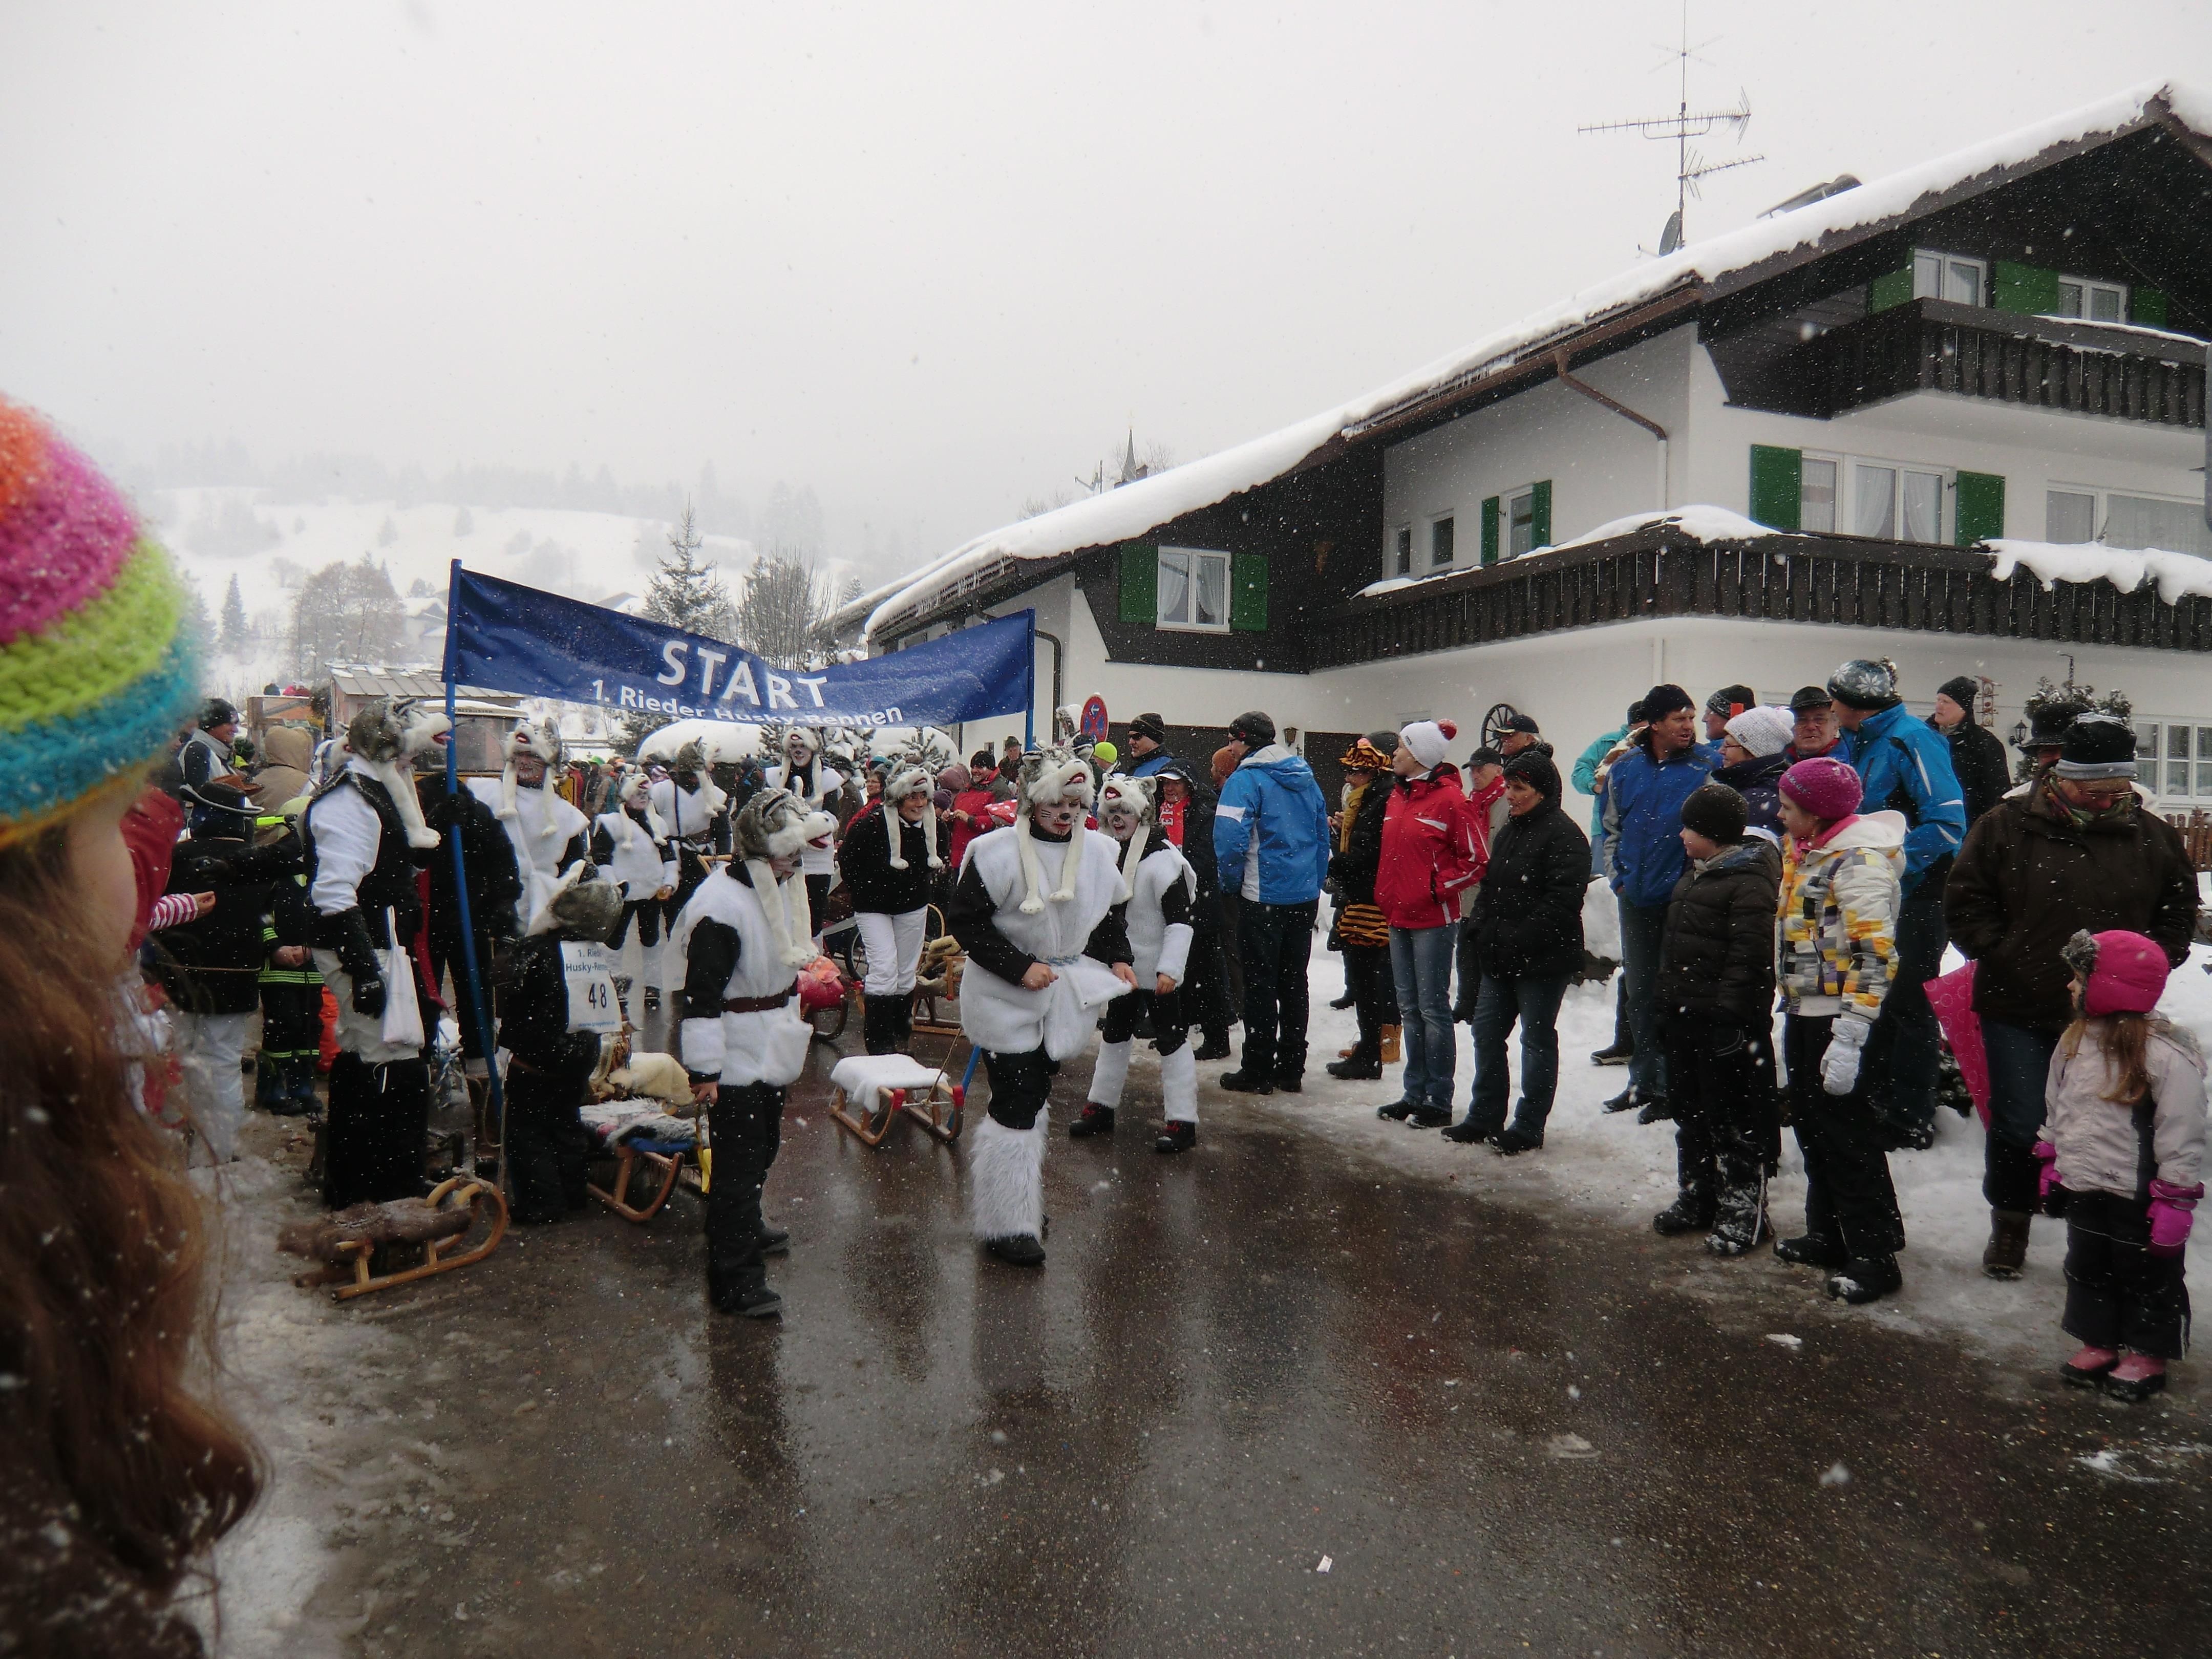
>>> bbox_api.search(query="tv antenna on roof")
[1578,1,1763,256]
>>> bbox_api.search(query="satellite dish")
[1657,209,1684,257]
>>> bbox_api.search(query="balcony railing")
[1306,524,2212,669]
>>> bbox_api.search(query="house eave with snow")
[841,83,2212,805]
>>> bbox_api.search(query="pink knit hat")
[1778,755,1863,822]
[2066,928,2171,1017]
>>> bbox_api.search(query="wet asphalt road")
[281,1036,2212,1659]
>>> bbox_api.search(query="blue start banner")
[442,564,1033,729]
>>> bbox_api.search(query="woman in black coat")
[1155,759,1234,1059]
[1449,750,1589,1154]
[1325,736,1398,1079]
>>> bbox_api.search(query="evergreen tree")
[219,573,248,653]
[623,504,736,751]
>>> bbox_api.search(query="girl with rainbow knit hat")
[0,396,263,1649]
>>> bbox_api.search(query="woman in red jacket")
[1374,719,1486,1128]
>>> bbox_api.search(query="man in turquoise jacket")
[1214,710,1331,1095]
[1828,658,1968,1150]
[1572,703,1639,1067]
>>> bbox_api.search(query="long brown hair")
[2064,1011,2155,1106]
[0,821,261,1595]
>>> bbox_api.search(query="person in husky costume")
[303,696,452,1209]
[651,737,729,945]
[763,727,845,933]
[590,771,677,1010]
[677,787,838,1317]
[466,717,589,933]
[949,746,1137,1265]
[1072,774,1201,1153]
[499,867,625,1224]
[839,756,945,1054]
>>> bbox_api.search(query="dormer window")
[1912,250,1986,307]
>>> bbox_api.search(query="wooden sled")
[282,1177,509,1302]
[588,1135,693,1222]
[827,1051,965,1148]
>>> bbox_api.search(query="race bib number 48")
[560,941,622,1034]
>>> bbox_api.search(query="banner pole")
[1024,610,1035,751]
[443,560,506,1194]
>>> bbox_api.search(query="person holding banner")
[764,728,844,934]
[467,718,590,933]
[651,738,729,941]
[303,696,451,1209]
[498,867,626,1224]
[591,771,677,1013]
[839,759,944,1055]
[949,746,1137,1267]
[678,788,839,1318]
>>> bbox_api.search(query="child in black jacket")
[498,870,625,1223]
[1653,782,1783,1254]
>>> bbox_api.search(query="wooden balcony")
[1719,297,2205,427]
[1306,522,2212,670]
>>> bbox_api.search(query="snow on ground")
[1176,919,2212,1375]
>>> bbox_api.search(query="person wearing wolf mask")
[677,787,838,1317]
[302,696,451,1208]
[838,758,944,1054]
[763,727,845,934]
[651,737,729,936]
[499,867,625,1224]
[948,746,1137,1265]
[591,771,677,1012]
[466,717,589,932]
[1071,774,1201,1153]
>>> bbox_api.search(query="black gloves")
[315,907,387,1018]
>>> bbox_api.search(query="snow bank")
[1353,507,1790,597]
[1986,539,2212,605]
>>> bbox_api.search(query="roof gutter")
[1551,349,1669,511]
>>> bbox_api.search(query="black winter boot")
[1602,1088,1639,1115]
[1776,1233,1848,1269]
[1193,1031,1233,1062]
[1375,1099,1418,1121]
[984,1233,1046,1266]
[1218,1070,1275,1095]
[1441,1115,1500,1144]
[1327,1052,1384,1080]
[1069,1104,1116,1138]
[1981,1209,2031,1280]
[1154,1121,1197,1155]
[1826,1255,1902,1305]
[1706,1178,1770,1256]
[1651,1192,1717,1236]
[709,1271,784,1318]
[861,997,897,1056]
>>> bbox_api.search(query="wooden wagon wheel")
[1480,702,1521,752]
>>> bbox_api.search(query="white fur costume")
[466,725,590,931]
[763,735,844,879]
[1087,777,1200,1125]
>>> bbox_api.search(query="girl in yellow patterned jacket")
[1774,756,1909,1306]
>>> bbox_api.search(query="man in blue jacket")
[1124,712,1175,779]
[1605,685,1715,1121]
[1828,658,1969,1151]
[1213,710,1331,1094]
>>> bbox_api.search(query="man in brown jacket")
[1944,713,2198,1278]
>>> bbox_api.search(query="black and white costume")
[498,869,624,1224]
[676,788,837,1318]
[650,739,729,929]
[1075,776,1199,1152]
[465,718,590,933]
[302,699,450,1210]
[947,748,1132,1264]
[838,760,945,1055]
[590,773,677,1000]
[763,733,844,934]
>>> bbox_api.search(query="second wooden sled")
[281,1177,509,1302]
[827,1051,965,1148]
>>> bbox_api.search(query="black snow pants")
[505,1064,591,1224]
[706,1081,787,1293]
[1784,1014,1905,1260]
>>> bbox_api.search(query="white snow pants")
[1087,1038,1198,1123]
[174,1010,252,1163]
[857,907,928,998]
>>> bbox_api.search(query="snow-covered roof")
[844,79,2208,645]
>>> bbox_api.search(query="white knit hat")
[1397,718,1459,771]
[1724,705,1795,759]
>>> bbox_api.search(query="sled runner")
[581,1101,700,1223]
[279,1176,508,1301]
[827,1050,966,1148]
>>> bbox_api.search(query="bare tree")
[735,547,837,668]
[290,556,406,679]
[623,503,738,751]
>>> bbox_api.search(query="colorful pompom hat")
[0,396,198,849]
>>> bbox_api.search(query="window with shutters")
[1799,457,1838,533]
[1912,249,1986,307]
[1154,546,1232,632]
[1752,445,1997,545]
[2056,275,2127,324]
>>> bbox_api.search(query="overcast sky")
[4,1,2208,582]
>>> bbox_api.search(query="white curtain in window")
[1901,472,1942,543]
[1194,554,1226,626]
[1157,549,1190,623]
[1800,459,1837,533]
[2104,494,2212,557]
[1853,465,1896,538]
[2046,491,2096,544]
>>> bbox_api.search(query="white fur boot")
[1088,1038,1133,1111]
[969,1114,1047,1242]
[1162,1044,1198,1124]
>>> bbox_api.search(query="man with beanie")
[1827,658,1968,1150]
[1930,675,2009,826]
[181,696,262,839]
[1213,711,1330,1093]
[1703,685,1756,745]
[1946,712,2197,1279]
[1651,781,1782,1253]
[1374,719,1485,1125]
[1452,749,1587,1153]
[1785,686,1853,766]
[1125,713,1174,778]
[1603,685,1715,1120]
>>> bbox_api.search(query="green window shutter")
[1869,267,1913,313]
[1230,552,1268,631]
[1529,480,1552,549]
[1993,261,2061,315]
[2132,287,2170,327]
[1118,542,1157,624]
[1748,445,1802,531]
[1955,472,2005,546]
[1480,496,1500,566]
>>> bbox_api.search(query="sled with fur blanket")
[280,1177,509,1301]
[580,1099,700,1223]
